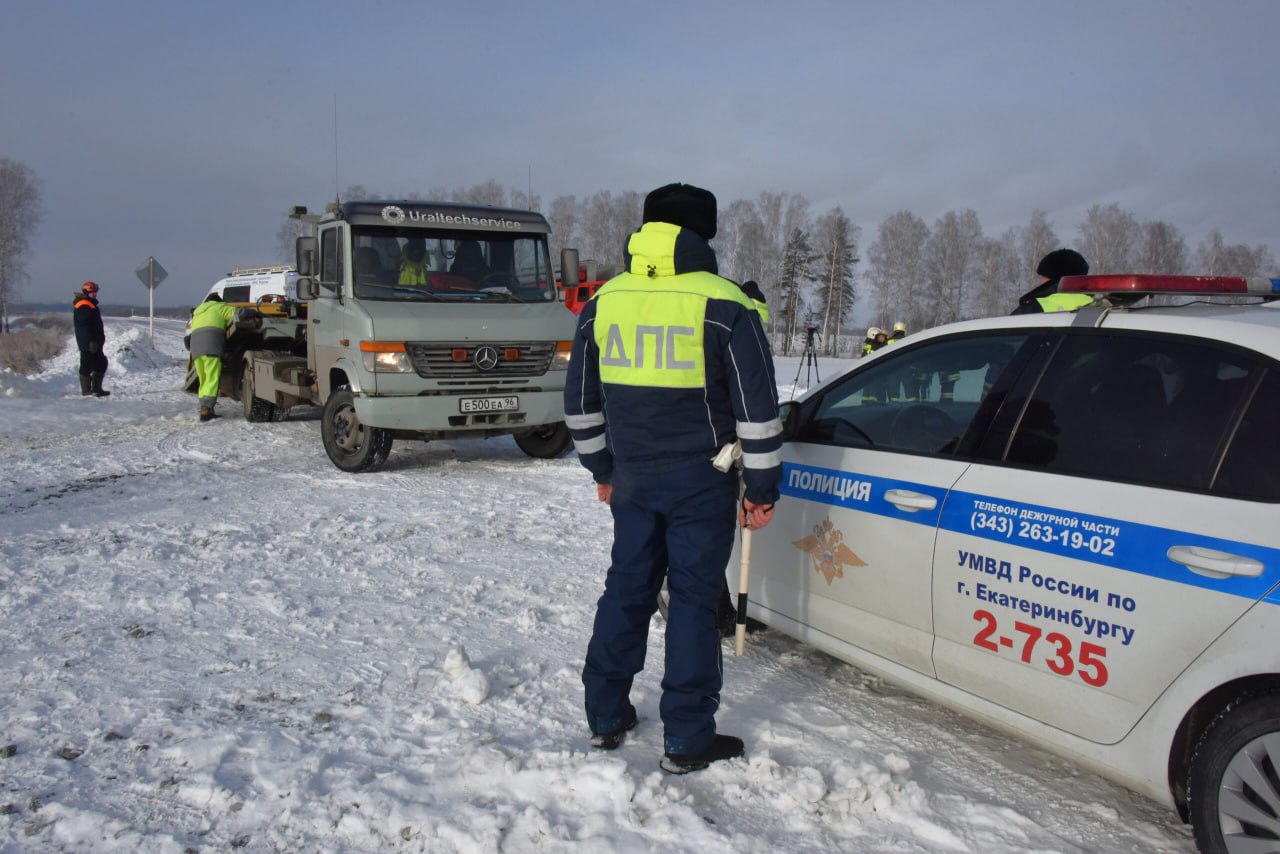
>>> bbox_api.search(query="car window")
[1006,332,1259,490]
[1214,369,1280,501]
[319,229,342,293]
[797,333,1028,455]
[221,285,250,302]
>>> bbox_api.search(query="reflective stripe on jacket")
[564,222,783,505]
[1035,292,1093,313]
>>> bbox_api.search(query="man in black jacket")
[73,281,109,397]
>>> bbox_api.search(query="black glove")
[88,341,101,355]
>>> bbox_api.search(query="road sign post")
[134,257,168,345]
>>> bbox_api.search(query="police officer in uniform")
[564,183,782,774]
[1013,249,1092,314]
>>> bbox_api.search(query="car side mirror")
[779,400,800,440]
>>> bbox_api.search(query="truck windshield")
[351,227,557,303]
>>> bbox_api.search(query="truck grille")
[405,341,554,378]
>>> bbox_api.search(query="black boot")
[661,734,745,774]
[89,372,110,397]
[79,374,92,396]
[590,708,638,751]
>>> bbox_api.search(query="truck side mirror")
[295,277,319,300]
[560,248,580,294]
[296,236,317,276]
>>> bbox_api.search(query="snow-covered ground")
[0,318,1195,852]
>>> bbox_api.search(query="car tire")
[321,386,393,472]
[1188,690,1280,854]
[513,422,572,458]
[241,360,278,423]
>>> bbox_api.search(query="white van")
[206,265,297,304]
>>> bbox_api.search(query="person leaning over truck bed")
[188,293,261,422]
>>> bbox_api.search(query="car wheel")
[1188,691,1280,854]
[241,360,278,423]
[514,422,572,458]
[321,386,393,472]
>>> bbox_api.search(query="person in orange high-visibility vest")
[73,281,109,397]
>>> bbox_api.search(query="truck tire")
[513,422,572,458]
[1188,691,1280,854]
[321,386,393,472]
[241,360,278,423]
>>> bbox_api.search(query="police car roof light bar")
[1059,274,1280,295]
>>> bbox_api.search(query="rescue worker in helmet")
[73,281,110,396]
[861,327,881,357]
[888,322,907,343]
[862,327,889,357]
[1013,249,1092,314]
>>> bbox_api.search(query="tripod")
[792,326,821,389]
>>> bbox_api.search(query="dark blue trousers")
[582,459,738,755]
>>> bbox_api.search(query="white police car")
[740,275,1280,854]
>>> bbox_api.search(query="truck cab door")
[307,224,348,402]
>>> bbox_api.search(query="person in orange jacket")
[73,281,109,396]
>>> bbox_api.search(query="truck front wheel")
[513,422,572,458]
[322,386,393,472]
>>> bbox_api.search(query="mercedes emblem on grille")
[473,346,500,371]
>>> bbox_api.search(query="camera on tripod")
[793,325,821,388]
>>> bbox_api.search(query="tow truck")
[210,199,581,472]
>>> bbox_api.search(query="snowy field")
[0,318,1195,852]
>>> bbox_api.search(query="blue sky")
[4,0,1278,307]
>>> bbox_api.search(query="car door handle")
[884,489,937,512]
[1167,545,1264,579]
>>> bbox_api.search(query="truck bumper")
[352,389,566,433]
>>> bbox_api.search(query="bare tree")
[547,195,578,254]
[970,228,1023,318]
[0,158,44,333]
[923,209,983,326]
[453,180,506,206]
[1138,220,1188,274]
[812,207,860,356]
[717,198,768,287]
[580,190,643,265]
[1077,203,1140,273]
[1018,209,1060,282]
[275,212,311,265]
[1194,229,1276,276]
[867,210,930,333]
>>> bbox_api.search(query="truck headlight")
[550,340,572,370]
[360,341,414,373]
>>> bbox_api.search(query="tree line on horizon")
[281,180,1277,358]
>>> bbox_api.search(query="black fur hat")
[1036,248,1089,279]
[642,183,717,241]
